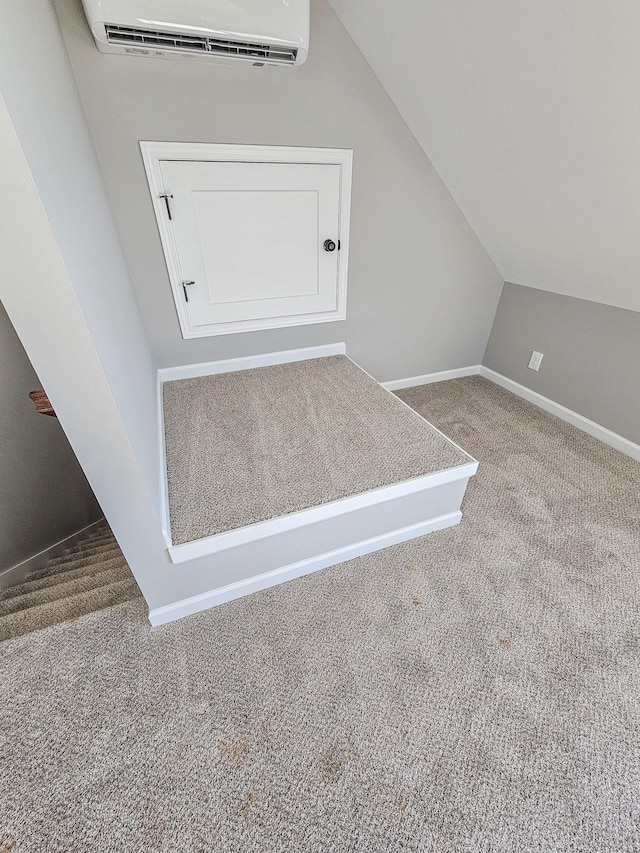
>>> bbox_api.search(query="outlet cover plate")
[528,350,544,371]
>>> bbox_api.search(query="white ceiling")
[330,0,640,312]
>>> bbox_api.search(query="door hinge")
[159,191,174,220]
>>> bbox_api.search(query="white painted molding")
[156,374,172,546]
[382,365,480,391]
[479,367,640,462]
[150,511,461,626]
[158,342,346,383]
[168,461,477,564]
[0,518,106,590]
[141,141,354,168]
[348,357,477,465]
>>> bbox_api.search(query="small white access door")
[141,143,352,338]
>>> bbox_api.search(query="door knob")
[323,239,337,252]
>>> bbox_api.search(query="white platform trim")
[157,372,172,546]
[382,365,481,391]
[0,518,106,591]
[152,344,477,625]
[353,357,476,464]
[149,511,461,626]
[479,367,640,462]
[168,461,477,564]
[158,342,346,383]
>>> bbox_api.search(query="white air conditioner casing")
[81,0,309,68]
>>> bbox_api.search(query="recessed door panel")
[194,190,319,304]
[158,159,342,333]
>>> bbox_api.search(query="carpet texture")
[162,356,470,544]
[2,377,639,852]
[0,524,139,642]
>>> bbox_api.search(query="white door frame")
[140,142,353,338]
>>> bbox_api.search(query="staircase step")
[0,554,127,601]
[0,578,141,642]
[72,530,115,549]
[51,529,114,558]
[74,523,110,539]
[39,541,119,569]
[0,562,131,616]
[22,546,122,584]
[85,520,110,535]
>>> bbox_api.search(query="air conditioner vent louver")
[104,24,298,64]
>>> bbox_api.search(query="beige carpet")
[162,356,470,544]
[0,523,139,641]
[2,377,639,852]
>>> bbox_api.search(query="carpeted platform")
[162,355,471,545]
[2,377,639,852]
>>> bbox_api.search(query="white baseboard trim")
[479,367,640,462]
[0,518,106,590]
[158,342,347,383]
[383,365,480,392]
[149,510,461,626]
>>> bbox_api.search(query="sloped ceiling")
[330,0,640,313]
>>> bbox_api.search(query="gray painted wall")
[0,0,175,611]
[330,0,640,315]
[483,283,640,445]
[54,0,502,382]
[0,302,101,572]
[0,91,170,610]
[0,0,161,520]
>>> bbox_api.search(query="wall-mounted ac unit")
[81,0,309,68]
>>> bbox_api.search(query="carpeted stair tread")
[0,553,127,600]
[0,563,131,617]
[49,529,114,558]
[33,539,118,568]
[70,526,111,543]
[67,532,115,550]
[56,530,115,549]
[0,521,137,642]
[45,540,118,567]
[25,545,122,581]
[20,547,123,585]
[0,578,141,642]
[84,521,110,536]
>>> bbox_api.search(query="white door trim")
[140,142,352,338]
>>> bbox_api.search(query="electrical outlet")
[528,350,544,371]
